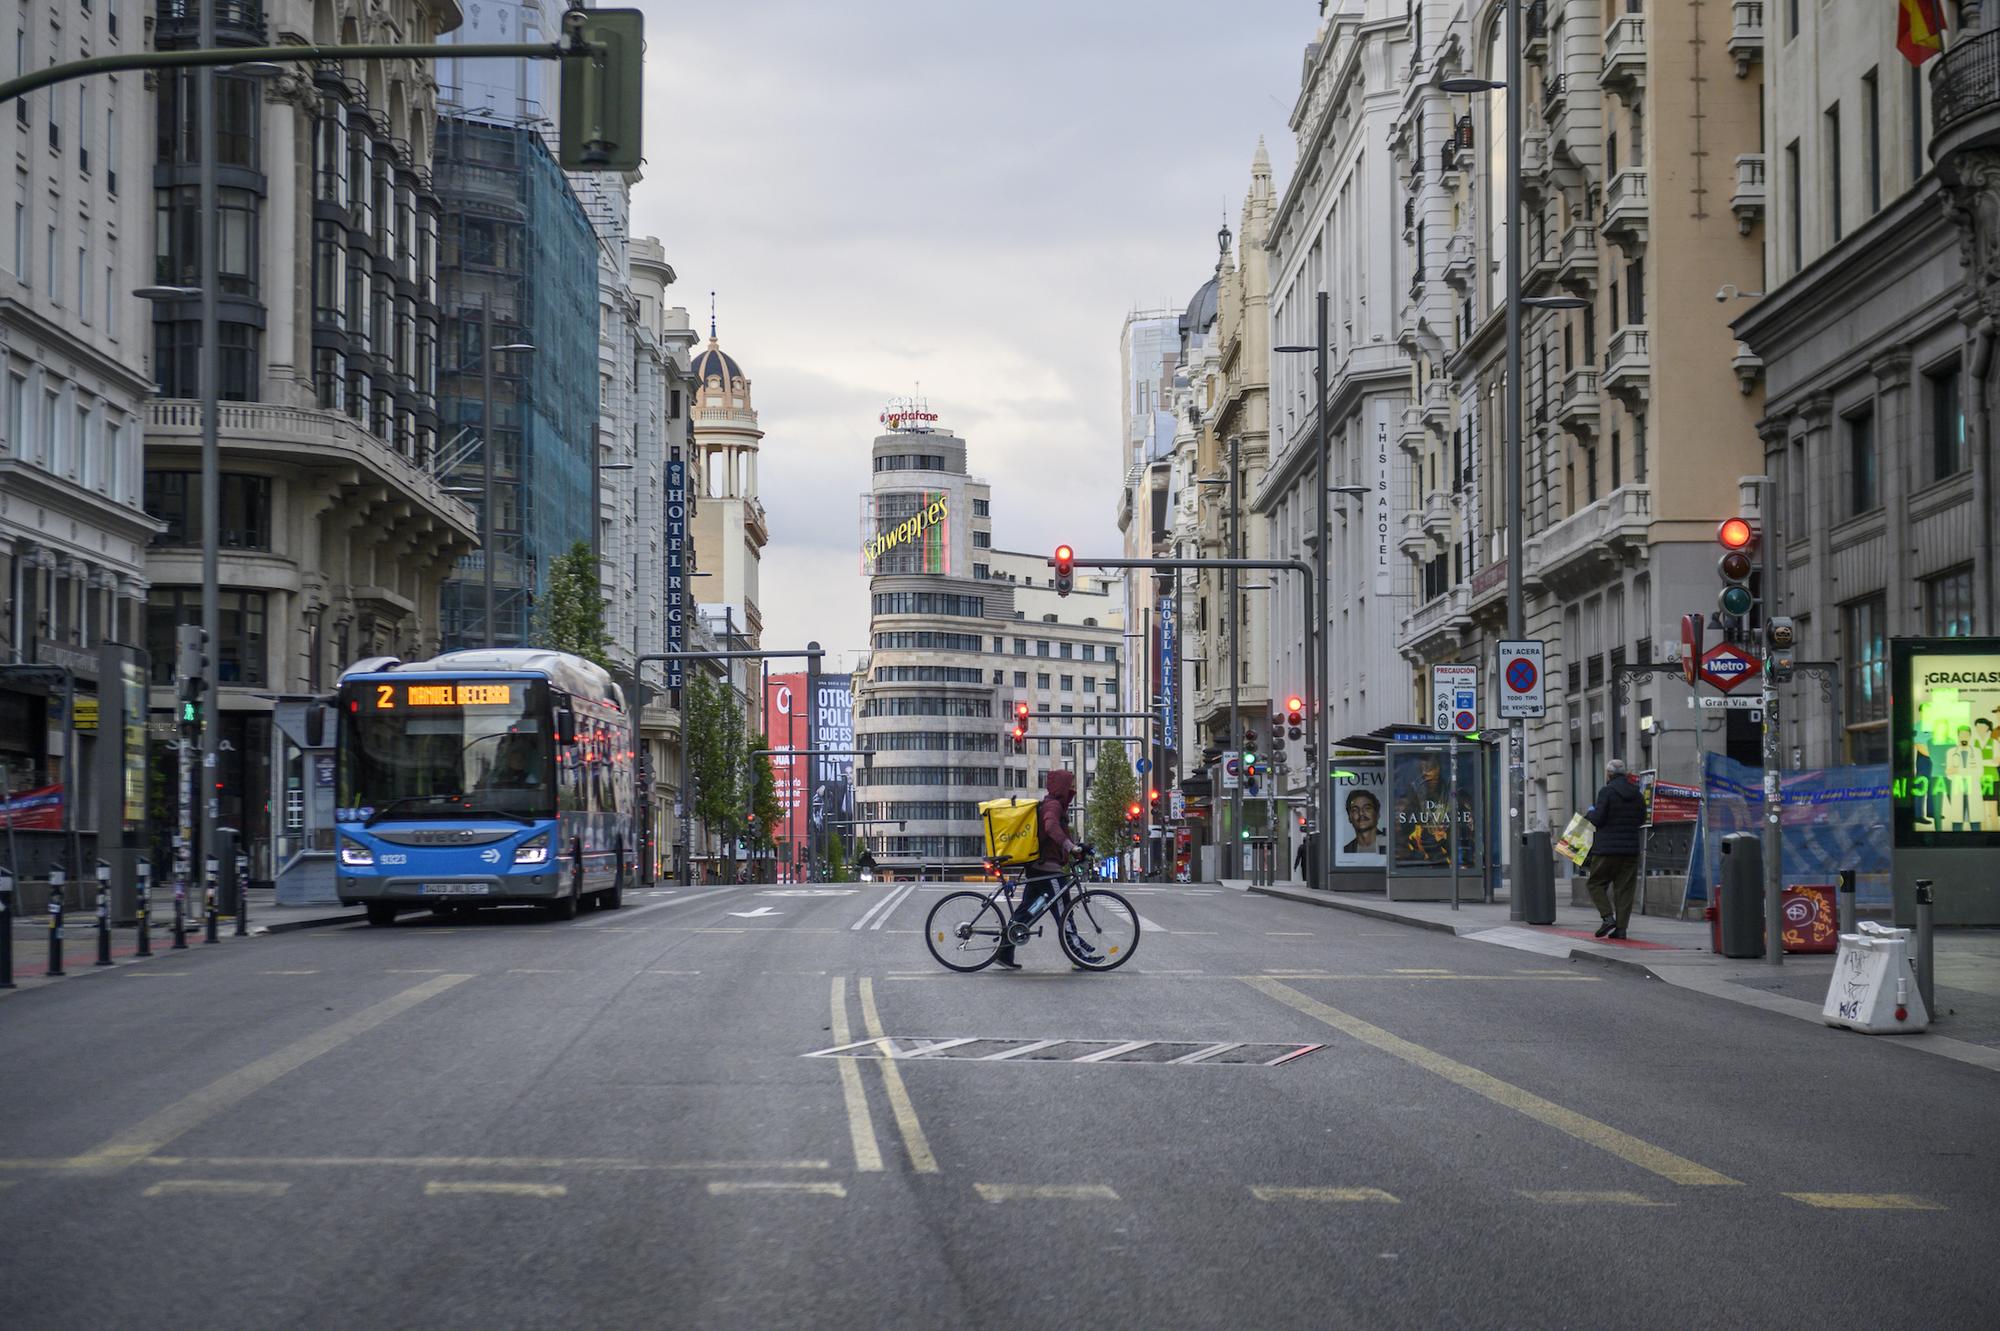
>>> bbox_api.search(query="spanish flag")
[1899,0,1948,67]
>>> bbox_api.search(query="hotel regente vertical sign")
[665,454,687,689]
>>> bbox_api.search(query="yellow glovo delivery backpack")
[979,797,1042,867]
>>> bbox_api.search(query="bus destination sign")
[368,682,516,709]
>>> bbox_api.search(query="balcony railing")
[1402,588,1470,649]
[1603,169,1650,246]
[1731,153,1766,233]
[1934,28,2000,140]
[1557,367,1599,434]
[1557,221,1597,292]
[1729,1,1765,77]
[1542,72,1566,119]
[1602,15,1647,94]
[1529,485,1652,584]
[1525,0,1547,57]
[1604,325,1651,400]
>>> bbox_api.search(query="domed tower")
[688,307,768,644]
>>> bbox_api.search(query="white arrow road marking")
[728,906,782,919]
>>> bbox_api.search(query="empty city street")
[2,884,1994,1330]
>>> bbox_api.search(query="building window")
[1786,140,1802,273]
[972,498,990,517]
[1059,674,1074,691]
[1925,567,1976,639]
[1036,672,1051,690]
[1012,671,1026,688]
[145,587,268,687]
[1846,407,1877,514]
[1843,595,1887,763]
[1083,677,1096,693]
[1928,361,1965,481]
[1825,103,1842,245]
[1036,641,1050,657]
[143,472,274,550]
[971,562,988,580]
[1082,644,1095,661]
[972,530,990,548]
[1862,69,1881,216]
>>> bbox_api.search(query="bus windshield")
[338,677,555,820]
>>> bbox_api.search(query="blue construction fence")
[1688,754,1890,907]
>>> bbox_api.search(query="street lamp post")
[1277,295,1333,891]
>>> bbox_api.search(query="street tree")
[685,670,745,850]
[747,740,783,854]
[824,831,848,883]
[535,540,611,669]
[1083,740,1139,852]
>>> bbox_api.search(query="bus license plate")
[420,883,491,895]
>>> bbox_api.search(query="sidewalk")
[1249,884,2000,1073]
[3,887,361,992]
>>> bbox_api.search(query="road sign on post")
[1496,641,1545,719]
[1699,642,1762,693]
[1680,613,1704,686]
[1432,664,1479,733]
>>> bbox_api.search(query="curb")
[254,911,366,935]
[1562,946,1665,978]
[1248,884,1467,935]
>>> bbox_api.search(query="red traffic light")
[1011,724,1025,740]
[1015,701,1030,718]
[1054,544,1074,564]
[1717,517,1754,550]
[1147,787,1159,802]
[1286,696,1303,713]
[1126,802,1141,819]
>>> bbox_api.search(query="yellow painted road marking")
[707,1181,848,1198]
[425,1181,566,1198]
[506,969,570,974]
[974,1183,1120,1202]
[829,978,883,1173]
[142,1179,290,1198]
[1392,968,1453,975]
[67,973,473,1170]
[1784,1192,1944,1211]
[857,977,939,1174]
[1251,1186,1400,1204]
[139,1155,830,1172]
[1245,979,1738,1187]
[1520,1190,1674,1207]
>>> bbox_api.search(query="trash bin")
[1718,833,1765,959]
[1516,830,1556,925]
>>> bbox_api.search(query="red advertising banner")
[0,783,63,829]
[765,673,810,877]
[1782,883,1840,954]
[1646,780,1702,826]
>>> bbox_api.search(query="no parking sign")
[1496,641,1546,720]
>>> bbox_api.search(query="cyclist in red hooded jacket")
[993,769,1093,970]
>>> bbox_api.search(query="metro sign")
[1699,642,1762,694]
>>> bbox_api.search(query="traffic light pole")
[1228,435,1243,878]
[1757,478,1783,966]
[1051,553,1316,882]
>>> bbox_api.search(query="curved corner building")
[854,410,1123,879]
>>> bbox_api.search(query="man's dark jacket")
[1586,776,1645,858]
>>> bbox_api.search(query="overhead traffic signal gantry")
[1053,545,1075,598]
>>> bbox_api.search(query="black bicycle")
[924,861,1139,973]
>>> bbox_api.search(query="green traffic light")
[1239,829,1249,840]
[1719,584,1754,616]
[180,702,197,723]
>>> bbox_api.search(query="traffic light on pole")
[1285,695,1304,741]
[1011,700,1030,754]
[1716,517,1759,632]
[175,625,208,727]
[1269,710,1284,743]
[1053,544,1075,598]
[558,8,645,172]
[1766,615,1797,682]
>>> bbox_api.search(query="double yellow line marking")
[829,977,938,1174]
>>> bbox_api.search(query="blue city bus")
[333,649,634,925]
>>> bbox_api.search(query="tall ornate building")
[688,315,769,652]
[141,0,477,883]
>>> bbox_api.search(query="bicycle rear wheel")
[925,891,1009,972]
[1058,890,1139,972]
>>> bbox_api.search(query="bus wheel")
[548,864,581,922]
[365,903,398,928]
[600,848,625,910]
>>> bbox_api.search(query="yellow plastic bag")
[979,797,1042,866]
[1554,812,1595,868]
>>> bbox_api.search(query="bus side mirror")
[552,703,575,745]
[305,705,326,748]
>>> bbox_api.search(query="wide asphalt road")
[1,880,1995,1329]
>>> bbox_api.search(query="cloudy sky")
[627,0,1309,671]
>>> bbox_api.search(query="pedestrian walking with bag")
[1584,758,1645,939]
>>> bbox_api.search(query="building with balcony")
[1376,0,1765,832]
[1259,2,1414,807]
[1735,2,1986,768]
[688,316,768,657]
[0,0,155,829]
[136,0,477,884]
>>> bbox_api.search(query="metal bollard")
[171,874,188,950]
[135,862,152,958]
[95,861,113,967]
[1914,878,1936,1020]
[204,854,219,945]
[47,866,66,977]
[1836,869,1857,937]
[234,851,249,937]
[0,867,15,989]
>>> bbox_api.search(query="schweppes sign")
[864,495,948,564]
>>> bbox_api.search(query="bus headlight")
[338,840,375,867]
[514,834,551,865]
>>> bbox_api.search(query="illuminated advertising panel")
[1891,636,2000,847]
[859,491,950,576]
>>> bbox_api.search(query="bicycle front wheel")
[925,891,1009,972]
[1058,890,1140,972]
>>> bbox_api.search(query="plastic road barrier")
[1823,923,1930,1035]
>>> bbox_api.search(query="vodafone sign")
[1699,642,1762,694]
